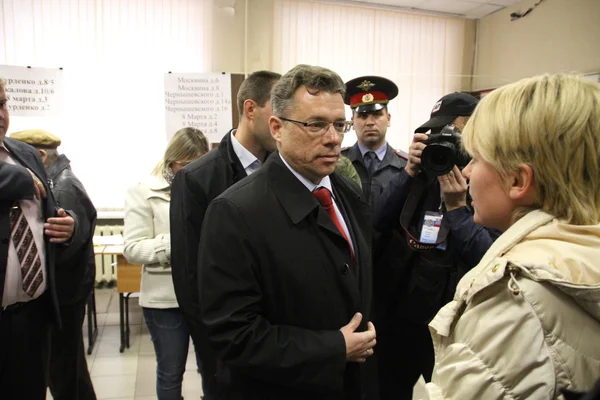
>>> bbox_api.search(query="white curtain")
[0,0,213,210]
[273,0,470,151]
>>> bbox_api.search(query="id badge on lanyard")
[420,211,443,244]
[419,202,448,251]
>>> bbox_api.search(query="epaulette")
[394,149,408,160]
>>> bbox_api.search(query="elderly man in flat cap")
[11,129,97,400]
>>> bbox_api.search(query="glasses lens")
[306,121,328,133]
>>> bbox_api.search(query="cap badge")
[356,80,375,92]
[362,93,374,103]
[432,100,442,113]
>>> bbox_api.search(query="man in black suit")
[0,77,76,399]
[11,129,97,400]
[170,70,281,399]
[198,64,377,400]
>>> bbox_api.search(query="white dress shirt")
[0,145,47,306]
[230,130,262,176]
[278,154,354,252]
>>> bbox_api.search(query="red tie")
[313,187,355,260]
[10,204,44,297]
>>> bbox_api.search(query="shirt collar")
[230,130,260,169]
[357,142,387,161]
[278,153,334,195]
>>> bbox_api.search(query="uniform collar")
[357,142,387,161]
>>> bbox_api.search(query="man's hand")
[27,169,47,200]
[340,313,376,363]
[45,208,74,243]
[439,166,468,211]
[405,134,429,177]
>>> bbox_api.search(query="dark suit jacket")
[170,130,246,319]
[170,130,246,381]
[198,153,376,400]
[0,138,62,324]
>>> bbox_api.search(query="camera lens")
[421,142,456,176]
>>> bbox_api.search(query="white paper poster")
[164,72,233,143]
[0,65,64,117]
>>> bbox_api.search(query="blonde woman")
[124,127,209,400]
[426,74,600,399]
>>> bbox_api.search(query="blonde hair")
[0,76,6,90]
[462,74,600,225]
[152,127,209,176]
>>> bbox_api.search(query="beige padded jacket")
[426,210,600,400]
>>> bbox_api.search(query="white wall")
[473,0,600,90]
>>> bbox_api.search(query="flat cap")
[10,129,62,149]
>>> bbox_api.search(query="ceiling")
[326,0,526,18]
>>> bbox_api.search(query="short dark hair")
[237,71,281,116]
[271,64,346,117]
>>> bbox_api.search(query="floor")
[48,288,429,400]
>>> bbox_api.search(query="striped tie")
[10,204,44,297]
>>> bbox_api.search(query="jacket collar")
[457,210,600,314]
[346,142,404,170]
[47,154,71,181]
[265,153,320,226]
[265,152,366,242]
[2,138,44,182]
[218,129,249,183]
[146,174,170,191]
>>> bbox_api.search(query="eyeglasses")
[279,117,353,135]
[173,160,194,167]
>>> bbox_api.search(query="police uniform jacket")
[342,142,406,213]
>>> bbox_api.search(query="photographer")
[373,92,500,400]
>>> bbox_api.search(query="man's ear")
[269,116,283,143]
[38,149,47,164]
[243,99,257,120]
[509,164,536,204]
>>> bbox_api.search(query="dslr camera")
[420,125,471,176]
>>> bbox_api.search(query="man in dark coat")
[0,77,76,399]
[374,92,500,399]
[10,128,97,400]
[198,64,377,400]
[170,70,281,399]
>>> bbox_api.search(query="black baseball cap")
[415,92,479,133]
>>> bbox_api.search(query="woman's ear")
[509,164,536,204]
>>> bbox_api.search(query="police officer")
[342,76,407,211]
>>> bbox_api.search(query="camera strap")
[399,173,451,251]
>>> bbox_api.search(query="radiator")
[94,224,124,285]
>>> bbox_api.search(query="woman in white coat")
[426,74,600,399]
[124,128,209,400]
